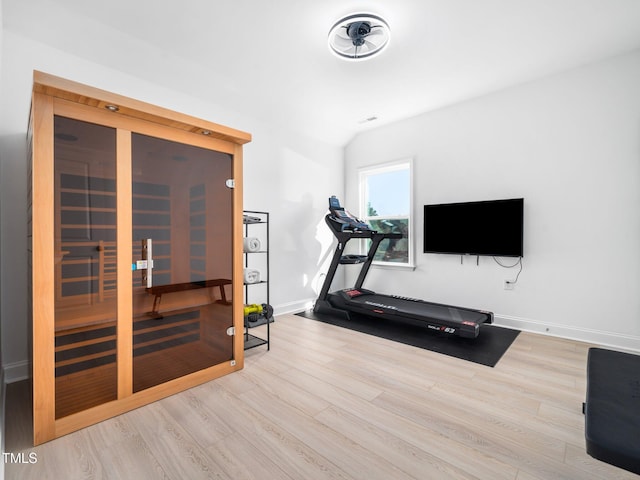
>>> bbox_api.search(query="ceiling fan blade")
[363,40,378,51]
[333,36,354,49]
[337,46,356,56]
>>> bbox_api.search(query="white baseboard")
[3,360,30,384]
[495,314,640,353]
[274,298,315,316]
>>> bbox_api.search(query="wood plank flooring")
[5,313,638,479]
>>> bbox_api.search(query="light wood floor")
[5,313,638,480]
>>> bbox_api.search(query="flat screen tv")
[423,198,523,257]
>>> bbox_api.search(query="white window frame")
[358,158,414,268]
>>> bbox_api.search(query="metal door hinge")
[225,179,235,189]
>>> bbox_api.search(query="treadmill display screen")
[424,198,523,257]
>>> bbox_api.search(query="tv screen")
[423,198,523,257]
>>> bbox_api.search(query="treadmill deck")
[326,289,493,338]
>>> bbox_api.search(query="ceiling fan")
[328,13,391,60]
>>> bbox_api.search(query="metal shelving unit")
[243,210,270,350]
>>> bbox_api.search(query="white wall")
[345,50,640,350]
[0,30,343,381]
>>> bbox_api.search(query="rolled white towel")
[243,268,261,284]
[243,237,261,253]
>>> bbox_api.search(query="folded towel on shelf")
[243,237,261,253]
[243,268,261,284]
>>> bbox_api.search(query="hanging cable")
[493,256,523,284]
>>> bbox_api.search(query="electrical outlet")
[504,280,514,290]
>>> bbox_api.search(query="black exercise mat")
[296,310,519,367]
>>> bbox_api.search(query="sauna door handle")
[139,238,154,288]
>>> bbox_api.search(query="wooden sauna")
[28,71,250,444]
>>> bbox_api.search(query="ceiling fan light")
[328,13,390,61]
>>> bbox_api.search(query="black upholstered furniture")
[584,347,640,475]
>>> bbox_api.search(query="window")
[359,160,413,266]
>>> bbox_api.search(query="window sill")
[372,261,416,271]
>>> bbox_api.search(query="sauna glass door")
[131,133,234,392]
[54,116,118,418]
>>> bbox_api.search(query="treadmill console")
[328,196,372,232]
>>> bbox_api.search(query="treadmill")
[313,196,493,338]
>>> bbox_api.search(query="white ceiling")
[4,0,640,146]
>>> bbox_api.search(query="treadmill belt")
[349,294,489,323]
[296,310,519,367]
